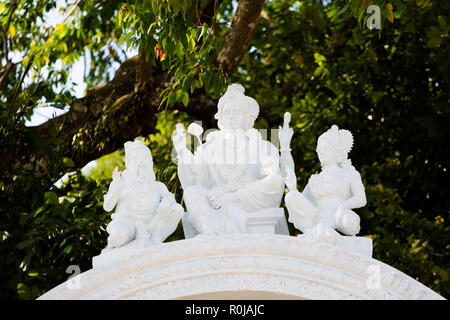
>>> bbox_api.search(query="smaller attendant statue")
[281,125,367,243]
[103,140,184,250]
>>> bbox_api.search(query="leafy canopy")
[0,0,448,299]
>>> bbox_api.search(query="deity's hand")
[284,170,297,191]
[109,167,124,192]
[156,195,177,216]
[112,166,121,181]
[208,194,222,210]
[157,203,174,215]
[104,167,123,211]
[278,112,294,151]
[172,123,188,155]
[260,157,279,176]
[334,204,347,223]
[208,191,238,210]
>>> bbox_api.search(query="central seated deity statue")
[172,84,285,235]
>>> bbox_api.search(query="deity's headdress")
[123,140,155,181]
[317,125,354,155]
[215,83,260,130]
[124,140,153,166]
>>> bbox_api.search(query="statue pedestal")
[297,234,373,257]
[245,208,289,235]
[92,239,156,269]
[182,208,289,239]
[337,235,373,257]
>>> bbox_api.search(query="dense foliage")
[0,0,448,299]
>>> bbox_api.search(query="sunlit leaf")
[387,3,394,23]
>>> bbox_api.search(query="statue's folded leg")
[335,209,360,236]
[285,190,319,234]
[149,204,184,243]
[133,216,151,240]
[106,216,135,249]
[184,185,247,235]
[183,185,217,235]
[238,173,284,212]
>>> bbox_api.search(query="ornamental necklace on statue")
[215,162,247,189]
[214,136,248,189]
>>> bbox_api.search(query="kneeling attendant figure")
[282,125,367,242]
[103,140,184,249]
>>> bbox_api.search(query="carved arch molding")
[38,234,444,300]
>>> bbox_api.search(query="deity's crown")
[318,125,354,154]
[215,83,259,122]
[227,83,245,95]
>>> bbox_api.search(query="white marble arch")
[38,234,444,300]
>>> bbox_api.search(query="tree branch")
[0,0,18,88]
[1,57,215,178]
[1,0,18,63]
[4,1,18,37]
[2,0,267,183]
[217,0,265,76]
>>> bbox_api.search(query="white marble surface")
[38,234,444,300]
[182,208,289,238]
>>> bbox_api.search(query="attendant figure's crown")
[318,125,354,154]
[124,140,153,164]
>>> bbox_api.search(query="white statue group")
[101,83,367,255]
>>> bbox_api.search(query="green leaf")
[44,192,59,204]
[17,283,31,299]
[62,245,73,255]
[181,92,189,107]
[182,75,192,92]
[63,157,74,167]
[314,53,326,64]
[426,37,442,48]
[437,16,448,33]
[167,92,177,107]
[16,238,37,250]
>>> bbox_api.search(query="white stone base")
[92,239,157,269]
[297,234,373,257]
[182,208,289,238]
[94,214,370,270]
[245,208,290,235]
[38,234,444,300]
